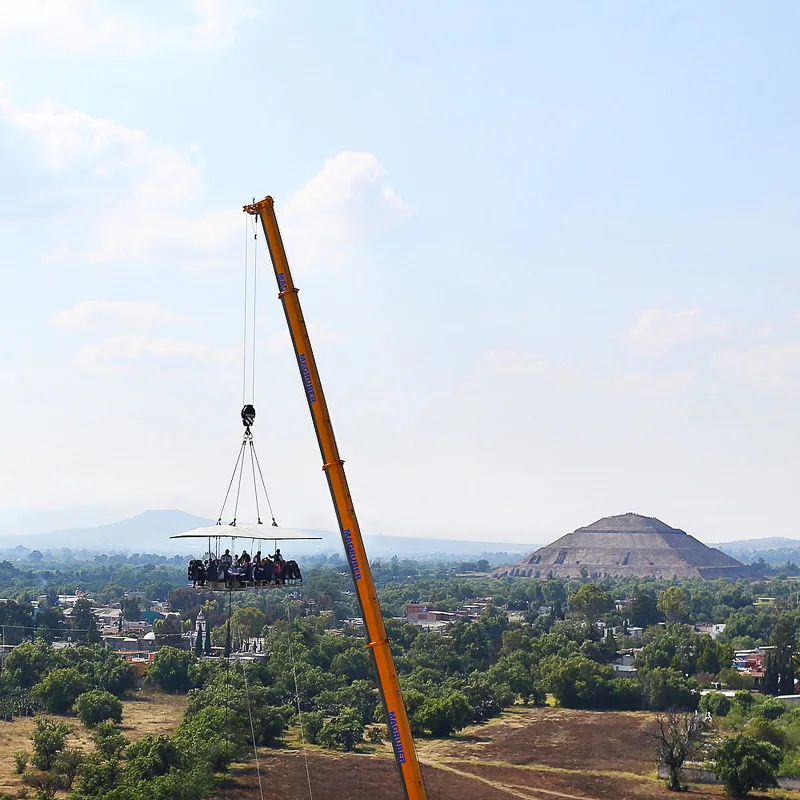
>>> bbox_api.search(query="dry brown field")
[0,689,186,797]
[224,707,800,800]
[4,700,800,799]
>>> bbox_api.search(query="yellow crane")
[244,196,428,800]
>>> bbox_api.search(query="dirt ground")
[226,707,800,800]
[0,689,186,797]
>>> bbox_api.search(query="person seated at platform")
[253,557,268,583]
[206,558,219,582]
[272,548,285,564]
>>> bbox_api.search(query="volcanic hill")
[497,513,752,580]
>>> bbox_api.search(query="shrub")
[733,691,755,712]
[74,690,123,728]
[91,722,129,759]
[719,668,752,691]
[31,717,72,771]
[12,751,27,774]
[700,692,731,717]
[52,748,84,789]
[745,716,787,749]
[760,697,786,720]
[21,771,64,800]
[301,711,325,745]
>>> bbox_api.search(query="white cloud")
[281,152,412,269]
[615,370,697,393]
[484,349,695,395]
[1,95,407,272]
[485,348,582,386]
[0,0,257,53]
[620,308,727,354]
[51,301,184,330]
[191,0,258,48]
[715,342,800,391]
[75,334,234,369]
[0,86,240,267]
[0,0,142,53]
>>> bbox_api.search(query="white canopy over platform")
[170,524,324,542]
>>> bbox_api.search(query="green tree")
[414,692,473,736]
[124,735,182,783]
[763,654,779,696]
[229,607,267,642]
[657,587,691,624]
[540,655,615,709]
[318,708,365,751]
[759,697,785,721]
[52,748,84,789]
[713,734,780,797]
[71,599,101,644]
[74,690,123,727]
[300,711,325,745]
[699,692,731,717]
[92,721,130,759]
[147,648,193,693]
[72,752,121,798]
[2,639,57,689]
[21,770,63,800]
[569,584,614,623]
[31,717,72,771]
[639,669,698,712]
[32,667,90,714]
[121,596,142,621]
[628,589,661,628]
[697,640,721,674]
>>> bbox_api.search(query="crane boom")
[244,196,428,800]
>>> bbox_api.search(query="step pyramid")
[497,513,751,580]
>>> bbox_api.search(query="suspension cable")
[250,440,278,526]
[218,441,246,524]
[231,442,247,525]
[241,660,265,800]
[286,601,314,800]
[242,215,250,406]
[249,443,262,525]
[251,217,258,406]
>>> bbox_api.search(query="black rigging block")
[241,404,256,428]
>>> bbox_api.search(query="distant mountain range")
[0,509,536,560]
[714,537,800,565]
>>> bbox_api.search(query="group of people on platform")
[188,548,302,588]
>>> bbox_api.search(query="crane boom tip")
[243,195,274,215]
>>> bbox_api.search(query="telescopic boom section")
[244,196,428,800]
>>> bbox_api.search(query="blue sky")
[1,1,799,544]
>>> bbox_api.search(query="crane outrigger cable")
[241,660,265,800]
[244,196,429,800]
[286,601,314,800]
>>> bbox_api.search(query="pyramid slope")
[497,513,752,580]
